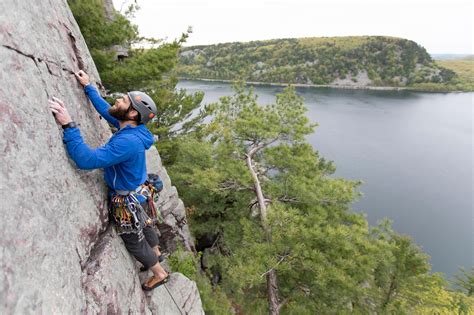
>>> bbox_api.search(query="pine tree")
[206,83,318,313]
[168,84,474,314]
[455,267,474,297]
[170,84,370,313]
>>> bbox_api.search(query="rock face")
[102,0,129,61]
[0,1,201,313]
[331,70,372,86]
[146,273,204,315]
[82,228,203,315]
[147,147,196,254]
[102,0,117,20]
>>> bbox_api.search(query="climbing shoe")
[142,274,169,291]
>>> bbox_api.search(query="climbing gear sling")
[109,173,164,239]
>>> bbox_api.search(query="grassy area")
[409,57,473,92]
[437,57,474,85]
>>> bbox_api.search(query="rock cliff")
[0,1,201,313]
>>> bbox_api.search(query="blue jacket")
[63,85,154,191]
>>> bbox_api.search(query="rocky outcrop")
[0,0,201,313]
[102,0,117,20]
[146,273,204,314]
[102,0,129,61]
[147,147,196,254]
[82,227,203,314]
[331,70,372,86]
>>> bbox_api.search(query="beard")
[108,105,131,121]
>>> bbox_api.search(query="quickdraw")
[109,180,163,238]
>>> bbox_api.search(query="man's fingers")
[49,105,61,113]
[52,97,65,107]
[48,99,63,107]
[48,101,63,112]
[75,70,85,77]
[49,104,59,114]
[48,99,59,106]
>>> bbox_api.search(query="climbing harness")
[110,175,183,313]
[109,174,164,239]
[110,193,149,241]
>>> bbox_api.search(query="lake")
[177,80,473,279]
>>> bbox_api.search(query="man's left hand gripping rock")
[49,97,73,126]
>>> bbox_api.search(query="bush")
[167,246,233,314]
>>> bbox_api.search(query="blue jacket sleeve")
[63,127,136,170]
[84,84,120,129]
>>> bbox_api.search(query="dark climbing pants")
[120,225,160,269]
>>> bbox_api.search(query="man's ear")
[129,109,139,121]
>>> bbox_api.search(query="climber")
[48,70,169,291]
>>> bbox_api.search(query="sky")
[112,0,473,54]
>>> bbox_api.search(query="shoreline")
[177,77,467,93]
[178,77,407,91]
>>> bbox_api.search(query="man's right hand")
[75,70,90,87]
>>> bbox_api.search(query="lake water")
[177,80,473,279]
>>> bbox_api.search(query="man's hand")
[75,70,90,87]
[49,97,73,126]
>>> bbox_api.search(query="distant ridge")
[177,36,471,91]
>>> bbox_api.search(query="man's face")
[108,94,134,121]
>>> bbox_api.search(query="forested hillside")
[178,36,469,91]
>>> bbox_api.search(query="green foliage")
[454,267,474,296]
[100,44,178,92]
[166,84,473,313]
[167,245,199,278]
[167,134,252,242]
[207,83,316,149]
[68,0,139,49]
[168,246,234,314]
[368,221,445,312]
[68,0,139,77]
[220,204,377,314]
[194,274,234,315]
[177,36,463,90]
[68,0,204,135]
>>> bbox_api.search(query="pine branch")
[260,254,290,278]
[217,180,253,192]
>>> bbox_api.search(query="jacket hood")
[119,124,154,149]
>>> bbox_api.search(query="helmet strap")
[126,105,140,122]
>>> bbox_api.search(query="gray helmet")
[127,91,158,124]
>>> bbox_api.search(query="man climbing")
[48,70,169,291]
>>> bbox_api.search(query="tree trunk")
[245,152,268,227]
[381,275,397,311]
[267,269,280,315]
[245,151,280,315]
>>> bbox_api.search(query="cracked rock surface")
[146,147,196,254]
[0,1,201,314]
